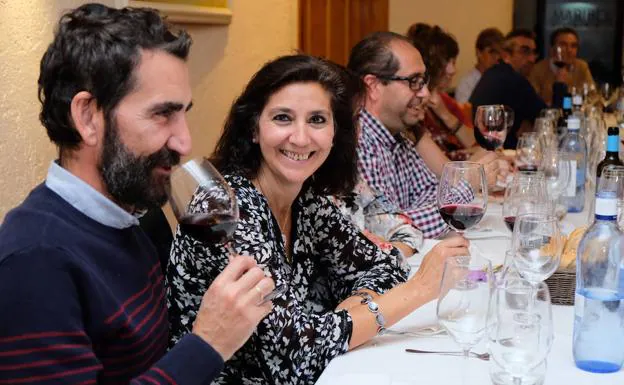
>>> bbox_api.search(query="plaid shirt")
[357,109,450,239]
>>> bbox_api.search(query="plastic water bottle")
[573,187,624,373]
[559,116,586,212]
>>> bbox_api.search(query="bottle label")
[594,197,618,217]
[573,95,583,106]
[565,160,577,197]
[607,135,619,152]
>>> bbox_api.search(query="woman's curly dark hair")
[211,55,361,196]
[406,23,458,90]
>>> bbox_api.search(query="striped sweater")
[0,184,223,384]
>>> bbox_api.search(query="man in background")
[529,27,594,105]
[455,27,504,103]
[470,29,567,149]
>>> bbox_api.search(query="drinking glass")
[475,105,507,150]
[502,172,550,232]
[490,279,553,385]
[438,162,488,234]
[600,83,616,110]
[534,118,557,151]
[540,149,570,220]
[169,157,239,257]
[516,133,542,172]
[169,158,286,302]
[553,45,566,69]
[437,254,494,360]
[511,213,565,284]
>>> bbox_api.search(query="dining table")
[316,198,624,385]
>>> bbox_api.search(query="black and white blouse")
[166,174,409,385]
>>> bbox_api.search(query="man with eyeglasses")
[529,27,594,106]
[347,31,453,238]
[469,29,568,149]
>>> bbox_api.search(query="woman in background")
[407,23,483,161]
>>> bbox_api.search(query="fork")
[405,348,490,361]
[383,327,446,338]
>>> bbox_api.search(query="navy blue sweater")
[0,184,223,384]
[470,61,567,149]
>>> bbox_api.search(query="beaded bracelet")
[353,291,387,335]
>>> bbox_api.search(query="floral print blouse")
[166,174,409,385]
[330,179,423,262]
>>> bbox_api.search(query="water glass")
[490,279,553,384]
[512,213,564,284]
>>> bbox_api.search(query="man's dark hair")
[407,23,458,89]
[211,55,359,195]
[476,27,504,51]
[347,31,413,83]
[38,3,192,154]
[549,27,579,47]
[503,28,536,52]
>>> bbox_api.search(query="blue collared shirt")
[45,161,139,229]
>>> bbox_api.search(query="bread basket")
[545,268,576,305]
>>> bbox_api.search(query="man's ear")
[69,91,103,147]
[362,74,381,102]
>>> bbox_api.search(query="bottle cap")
[607,126,619,136]
[567,116,580,130]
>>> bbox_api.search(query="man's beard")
[99,116,181,211]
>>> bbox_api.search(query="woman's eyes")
[309,114,327,125]
[272,114,292,123]
[271,113,328,125]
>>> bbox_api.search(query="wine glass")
[437,254,494,360]
[534,118,557,151]
[502,174,550,232]
[475,105,507,150]
[511,213,565,284]
[553,45,566,69]
[600,83,616,110]
[490,279,553,385]
[169,158,287,303]
[438,162,488,234]
[169,157,239,258]
[516,133,542,172]
[540,149,571,220]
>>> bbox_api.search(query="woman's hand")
[409,236,470,300]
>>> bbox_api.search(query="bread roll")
[561,226,586,269]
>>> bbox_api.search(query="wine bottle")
[596,126,623,188]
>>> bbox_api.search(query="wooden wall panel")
[299,0,388,65]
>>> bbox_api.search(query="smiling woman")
[166,54,470,385]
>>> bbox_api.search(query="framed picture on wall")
[117,0,232,24]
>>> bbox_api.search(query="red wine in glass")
[439,204,485,231]
[179,213,237,244]
[483,134,504,149]
[503,216,515,232]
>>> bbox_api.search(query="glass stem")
[513,376,522,385]
[461,348,470,385]
[225,241,236,262]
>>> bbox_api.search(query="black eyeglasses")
[373,72,430,92]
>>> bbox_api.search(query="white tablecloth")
[316,203,624,384]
